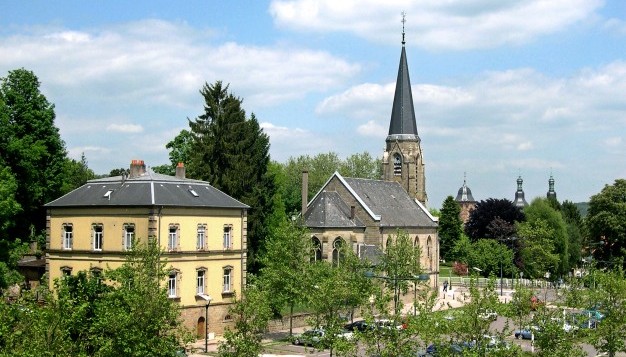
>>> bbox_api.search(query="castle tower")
[513,175,528,208]
[382,19,427,204]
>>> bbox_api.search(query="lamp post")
[198,294,213,353]
[500,261,503,296]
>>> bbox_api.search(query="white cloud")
[106,123,144,133]
[357,120,385,137]
[269,0,603,50]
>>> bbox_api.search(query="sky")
[1,0,625,209]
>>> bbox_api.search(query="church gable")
[303,191,365,228]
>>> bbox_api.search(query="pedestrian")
[443,280,448,293]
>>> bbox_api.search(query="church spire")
[382,13,426,205]
[547,173,557,200]
[387,12,419,141]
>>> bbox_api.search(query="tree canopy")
[586,179,626,269]
[187,81,276,274]
[438,195,463,261]
[0,69,67,242]
[465,198,525,241]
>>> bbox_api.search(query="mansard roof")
[45,170,249,209]
[304,172,437,229]
[387,45,419,142]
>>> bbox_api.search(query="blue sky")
[1,0,625,208]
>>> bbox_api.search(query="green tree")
[339,151,382,179]
[524,198,570,277]
[586,268,626,357]
[586,179,626,269]
[380,230,422,314]
[561,200,583,271]
[0,163,21,240]
[0,69,67,241]
[517,219,559,279]
[90,240,193,357]
[61,153,96,194]
[217,282,273,357]
[438,196,462,261]
[259,218,312,336]
[153,129,194,175]
[468,239,516,279]
[188,81,276,273]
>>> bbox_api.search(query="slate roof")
[45,170,249,209]
[387,44,419,141]
[305,172,437,229]
[455,180,476,202]
[304,191,365,228]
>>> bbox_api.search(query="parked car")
[375,318,405,330]
[292,329,324,346]
[292,328,353,346]
[514,325,540,340]
[581,309,605,321]
[344,319,371,332]
[481,335,510,350]
[418,341,474,356]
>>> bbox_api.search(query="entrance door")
[197,317,206,339]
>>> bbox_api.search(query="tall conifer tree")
[188,81,275,273]
[438,196,462,261]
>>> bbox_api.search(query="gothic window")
[332,238,344,267]
[393,153,402,176]
[311,237,322,263]
[427,236,433,272]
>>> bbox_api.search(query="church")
[302,29,440,286]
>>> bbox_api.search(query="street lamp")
[198,294,212,353]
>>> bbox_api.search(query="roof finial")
[463,171,467,185]
[401,11,406,46]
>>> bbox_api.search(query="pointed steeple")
[382,14,426,204]
[547,174,557,200]
[513,175,528,208]
[387,14,419,141]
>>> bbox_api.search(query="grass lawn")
[439,264,461,278]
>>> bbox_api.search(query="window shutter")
[121,227,124,250]
[90,226,94,250]
[61,227,64,248]
[177,227,181,251]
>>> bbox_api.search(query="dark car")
[418,342,474,356]
[344,319,371,332]
[514,325,540,340]
[292,329,324,346]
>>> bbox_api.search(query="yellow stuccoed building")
[45,160,248,339]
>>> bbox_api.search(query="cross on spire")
[401,11,406,45]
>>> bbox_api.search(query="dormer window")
[393,154,402,176]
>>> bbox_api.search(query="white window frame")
[168,225,178,251]
[124,224,135,251]
[168,272,177,298]
[93,224,103,251]
[196,269,206,295]
[197,224,206,250]
[223,267,232,293]
[63,224,73,250]
[223,225,232,249]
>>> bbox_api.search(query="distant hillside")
[574,202,589,217]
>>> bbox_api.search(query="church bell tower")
[382,15,427,205]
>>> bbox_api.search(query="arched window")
[427,236,433,272]
[332,238,344,267]
[393,154,402,176]
[311,237,322,263]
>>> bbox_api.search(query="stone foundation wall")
[180,302,235,338]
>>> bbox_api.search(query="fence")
[445,277,552,290]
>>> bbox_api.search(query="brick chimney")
[129,159,146,178]
[302,170,309,215]
[175,162,186,179]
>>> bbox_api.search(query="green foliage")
[438,196,462,261]
[187,81,276,274]
[465,198,524,241]
[0,163,21,238]
[278,151,382,216]
[259,218,312,335]
[467,239,516,278]
[524,198,570,277]
[517,219,559,279]
[217,283,273,357]
[0,68,67,242]
[531,306,585,357]
[449,233,472,264]
[0,240,192,356]
[61,153,96,194]
[586,179,626,269]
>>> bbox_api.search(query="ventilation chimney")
[350,205,355,220]
[129,159,146,178]
[302,170,309,215]
[175,162,186,179]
